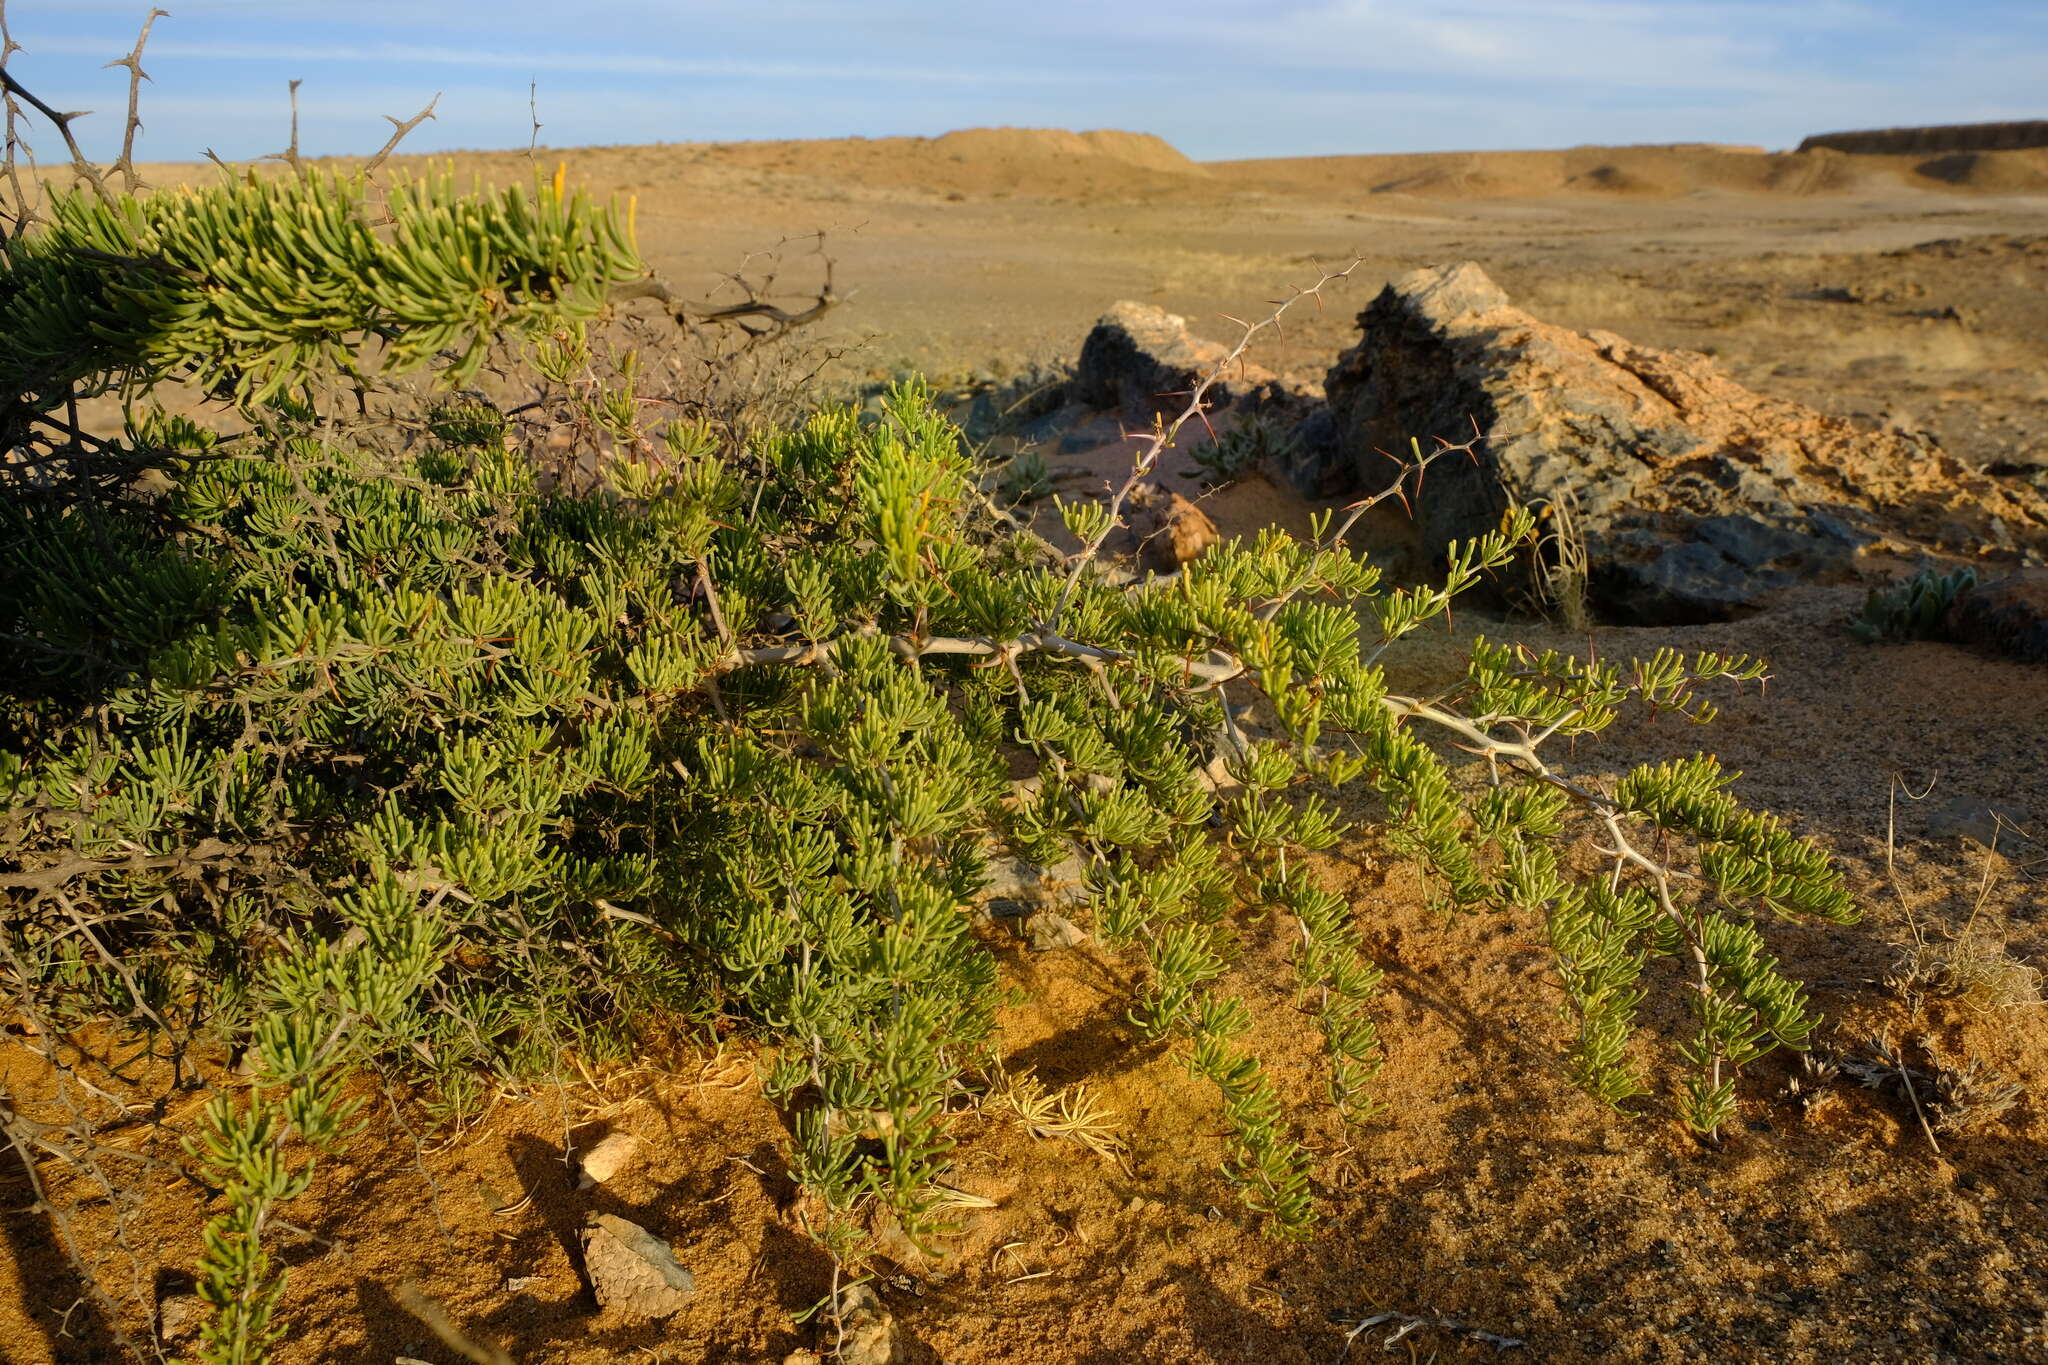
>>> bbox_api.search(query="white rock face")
[573,1130,642,1189]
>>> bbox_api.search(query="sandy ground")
[5,131,2046,1364]
[421,131,2048,471]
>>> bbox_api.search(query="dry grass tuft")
[983,1067,1127,1162]
[1928,1055,2027,1135]
[1888,936,2043,1010]
[1835,1034,2028,1140]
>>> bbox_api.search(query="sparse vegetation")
[13,15,2047,1365]
[1526,490,1593,633]
[1189,413,1297,487]
[998,448,1052,503]
[1849,564,1979,643]
[1890,935,2043,1010]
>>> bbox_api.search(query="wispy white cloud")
[14,1,2048,161]
[19,33,1051,86]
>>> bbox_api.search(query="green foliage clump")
[1848,565,1978,643]
[1192,413,1297,487]
[1,164,641,405]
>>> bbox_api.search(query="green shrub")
[0,56,1860,1361]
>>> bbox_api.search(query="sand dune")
[931,127,1207,176]
[1209,140,2048,199]
[133,125,2048,206]
[605,128,2048,201]
[603,126,1211,197]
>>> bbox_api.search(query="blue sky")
[14,2,2048,164]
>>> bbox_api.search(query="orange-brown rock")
[1123,481,1219,573]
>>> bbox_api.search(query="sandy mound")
[1910,148,2048,193]
[581,125,1217,200]
[1201,141,2048,200]
[931,127,1207,177]
[195,129,2044,211]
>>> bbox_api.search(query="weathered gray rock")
[1616,541,1791,623]
[1694,515,1840,570]
[1074,301,1303,424]
[1607,515,1851,623]
[1948,568,2048,664]
[1309,262,2048,621]
[1925,795,2031,847]
[1017,400,1091,447]
[581,1214,695,1320]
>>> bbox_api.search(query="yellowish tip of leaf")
[552,160,567,201]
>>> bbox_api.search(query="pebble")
[580,1213,696,1320]
[157,1294,207,1349]
[573,1130,642,1189]
[1024,909,1088,952]
[1925,795,2030,848]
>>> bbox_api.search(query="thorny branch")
[0,0,166,215]
[0,839,274,896]
[1046,257,1368,630]
[610,230,844,341]
[104,8,166,194]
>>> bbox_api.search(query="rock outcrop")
[1303,262,2046,621]
[1948,569,2048,664]
[1797,121,2048,156]
[1073,301,1315,425]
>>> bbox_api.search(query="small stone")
[158,1294,207,1349]
[1925,796,2030,848]
[831,1283,901,1365]
[1024,910,1088,952]
[963,392,1000,441]
[1123,481,1218,572]
[982,854,1088,905]
[1201,748,1241,791]
[573,1130,642,1190]
[580,1213,695,1321]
